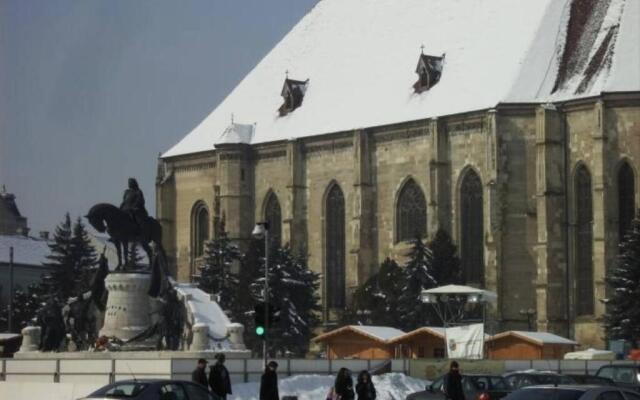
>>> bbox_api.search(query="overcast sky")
[0,0,316,234]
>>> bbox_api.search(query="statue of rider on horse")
[121,178,148,232]
[86,177,164,271]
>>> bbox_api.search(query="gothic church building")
[157,0,640,347]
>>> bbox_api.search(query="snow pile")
[230,373,429,400]
[172,281,236,351]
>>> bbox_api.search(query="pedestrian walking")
[191,358,208,388]
[209,353,232,400]
[442,361,465,400]
[334,367,355,400]
[260,361,280,400]
[355,370,376,400]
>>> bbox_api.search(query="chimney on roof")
[39,231,50,240]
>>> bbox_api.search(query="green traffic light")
[256,326,265,336]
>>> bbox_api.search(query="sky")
[0,0,316,234]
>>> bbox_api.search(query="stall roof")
[313,325,406,344]
[487,331,577,346]
[389,326,446,343]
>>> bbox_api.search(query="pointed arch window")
[325,184,346,310]
[264,191,282,247]
[396,178,427,243]
[575,165,594,316]
[618,162,636,242]
[460,170,484,285]
[193,202,209,258]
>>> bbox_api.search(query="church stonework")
[157,94,640,348]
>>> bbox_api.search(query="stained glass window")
[575,165,594,316]
[396,178,427,242]
[264,192,282,247]
[326,184,346,309]
[618,162,636,242]
[193,203,209,258]
[460,170,484,285]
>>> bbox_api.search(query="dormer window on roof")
[413,52,444,93]
[279,78,309,116]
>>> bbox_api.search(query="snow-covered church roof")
[164,0,640,158]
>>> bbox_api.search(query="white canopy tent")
[421,284,498,304]
[420,285,498,359]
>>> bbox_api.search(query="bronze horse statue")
[86,203,163,270]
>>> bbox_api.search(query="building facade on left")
[0,186,52,306]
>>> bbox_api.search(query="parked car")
[503,371,576,389]
[502,385,640,400]
[596,365,640,391]
[566,374,617,386]
[406,374,511,400]
[78,379,220,400]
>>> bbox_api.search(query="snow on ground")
[230,372,429,400]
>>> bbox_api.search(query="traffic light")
[254,302,267,338]
[253,302,280,338]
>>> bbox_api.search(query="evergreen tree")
[604,213,640,347]
[0,282,48,333]
[43,213,76,300]
[397,236,438,331]
[429,228,463,285]
[251,245,321,356]
[349,258,403,326]
[198,230,242,321]
[70,217,98,294]
[43,214,98,301]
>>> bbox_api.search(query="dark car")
[78,379,220,400]
[503,371,576,389]
[503,385,640,400]
[567,375,617,386]
[596,366,640,391]
[406,374,511,400]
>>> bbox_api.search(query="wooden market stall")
[390,327,447,359]
[312,325,405,359]
[486,331,577,360]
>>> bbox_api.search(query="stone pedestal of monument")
[100,273,153,342]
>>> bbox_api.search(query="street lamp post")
[8,247,14,333]
[519,308,536,330]
[252,222,270,367]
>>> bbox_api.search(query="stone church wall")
[156,154,217,282]
[495,109,539,331]
[158,93,640,348]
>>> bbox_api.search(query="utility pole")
[8,246,14,333]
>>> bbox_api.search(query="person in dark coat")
[442,361,465,400]
[334,368,355,400]
[209,353,232,399]
[355,370,376,400]
[260,361,279,400]
[192,358,208,388]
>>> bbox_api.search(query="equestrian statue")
[86,178,164,270]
